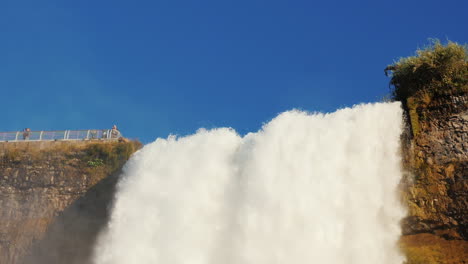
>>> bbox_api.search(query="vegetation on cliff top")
[0,140,142,187]
[385,40,468,101]
[84,140,142,171]
[1,140,141,172]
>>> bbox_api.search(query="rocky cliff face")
[0,141,139,264]
[400,91,468,263]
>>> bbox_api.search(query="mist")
[93,102,405,264]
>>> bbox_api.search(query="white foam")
[93,102,405,264]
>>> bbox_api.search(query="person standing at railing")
[90,130,97,139]
[22,128,31,140]
[111,125,120,138]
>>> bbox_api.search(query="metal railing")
[0,129,122,142]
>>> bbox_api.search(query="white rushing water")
[93,102,405,264]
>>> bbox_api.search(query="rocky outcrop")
[400,91,468,263]
[0,141,139,264]
[401,92,468,238]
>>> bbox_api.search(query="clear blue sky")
[1,0,467,143]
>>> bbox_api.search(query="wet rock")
[401,92,468,240]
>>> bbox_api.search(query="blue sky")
[1,0,467,143]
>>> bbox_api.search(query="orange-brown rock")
[0,140,140,264]
[400,90,468,263]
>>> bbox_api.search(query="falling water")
[93,102,405,264]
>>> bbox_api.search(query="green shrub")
[86,158,104,167]
[385,40,468,101]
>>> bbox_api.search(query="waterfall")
[93,102,405,264]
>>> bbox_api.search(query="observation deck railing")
[0,129,122,142]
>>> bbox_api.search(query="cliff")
[0,140,140,264]
[399,90,468,263]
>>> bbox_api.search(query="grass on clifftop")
[84,140,142,172]
[0,140,142,173]
[385,40,468,101]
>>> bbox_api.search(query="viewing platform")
[0,129,122,143]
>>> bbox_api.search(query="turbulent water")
[93,102,405,264]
